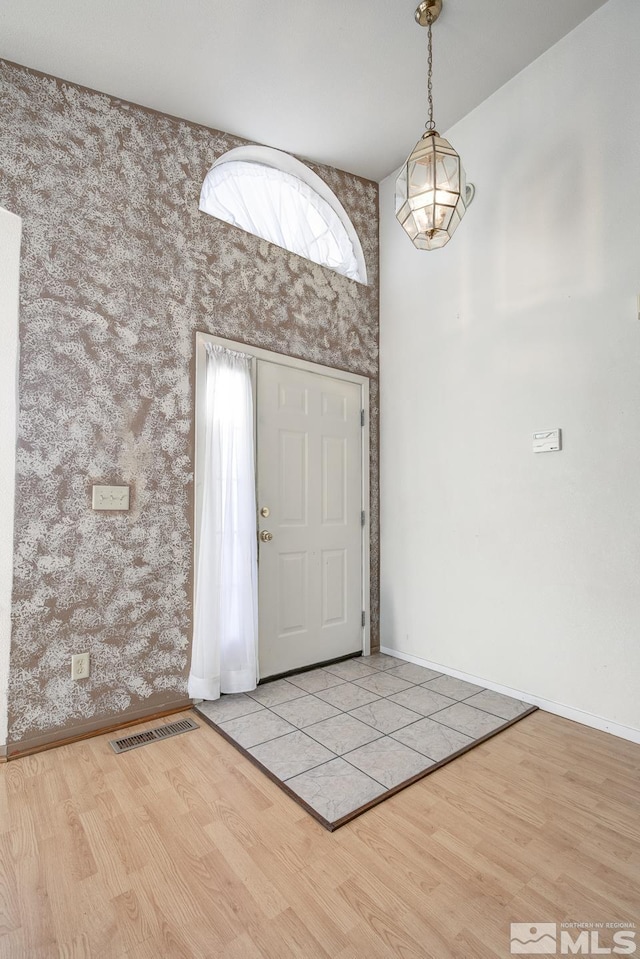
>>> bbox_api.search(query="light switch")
[92,485,130,510]
[533,429,561,453]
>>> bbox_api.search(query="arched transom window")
[199,146,367,285]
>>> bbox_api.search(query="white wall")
[0,207,21,750]
[380,0,640,737]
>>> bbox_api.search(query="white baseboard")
[379,646,640,745]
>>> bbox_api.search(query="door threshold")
[259,651,362,685]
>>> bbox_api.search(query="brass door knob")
[260,530,273,543]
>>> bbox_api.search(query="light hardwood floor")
[0,709,638,958]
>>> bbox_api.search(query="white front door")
[256,361,363,678]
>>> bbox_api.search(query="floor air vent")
[110,717,199,754]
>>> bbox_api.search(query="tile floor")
[195,654,535,829]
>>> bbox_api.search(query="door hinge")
[361,509,366,527]
[361,610,366,628]
[361,409,365,427]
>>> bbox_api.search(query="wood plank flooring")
[0,709,638,958]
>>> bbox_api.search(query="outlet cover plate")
[71,653,90,680]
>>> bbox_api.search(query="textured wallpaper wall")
[0,59,379,749]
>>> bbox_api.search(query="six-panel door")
[257,361,363,678]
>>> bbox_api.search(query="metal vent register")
[110,717,199,754]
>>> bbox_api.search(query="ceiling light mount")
[414,0,442,27]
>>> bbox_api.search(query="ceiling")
[0,0,609,182]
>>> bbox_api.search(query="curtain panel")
[188,343,258,700]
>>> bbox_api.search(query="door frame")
[193,331,371,660]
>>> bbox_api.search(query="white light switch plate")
[92,485,130,510]
[533,429,561,453]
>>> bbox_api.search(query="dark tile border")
[193,702,538,832]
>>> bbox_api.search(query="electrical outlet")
[71,652,90,680]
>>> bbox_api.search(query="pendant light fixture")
[395,0,474,250]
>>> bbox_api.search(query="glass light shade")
[395,131,469,250]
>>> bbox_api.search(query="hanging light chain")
[426,12,435,131]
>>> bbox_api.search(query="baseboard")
[6,699,193,759]
[380,646,640,745]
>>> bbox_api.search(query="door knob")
[260,530,273,543]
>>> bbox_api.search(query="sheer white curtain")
[188,344,258,701]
